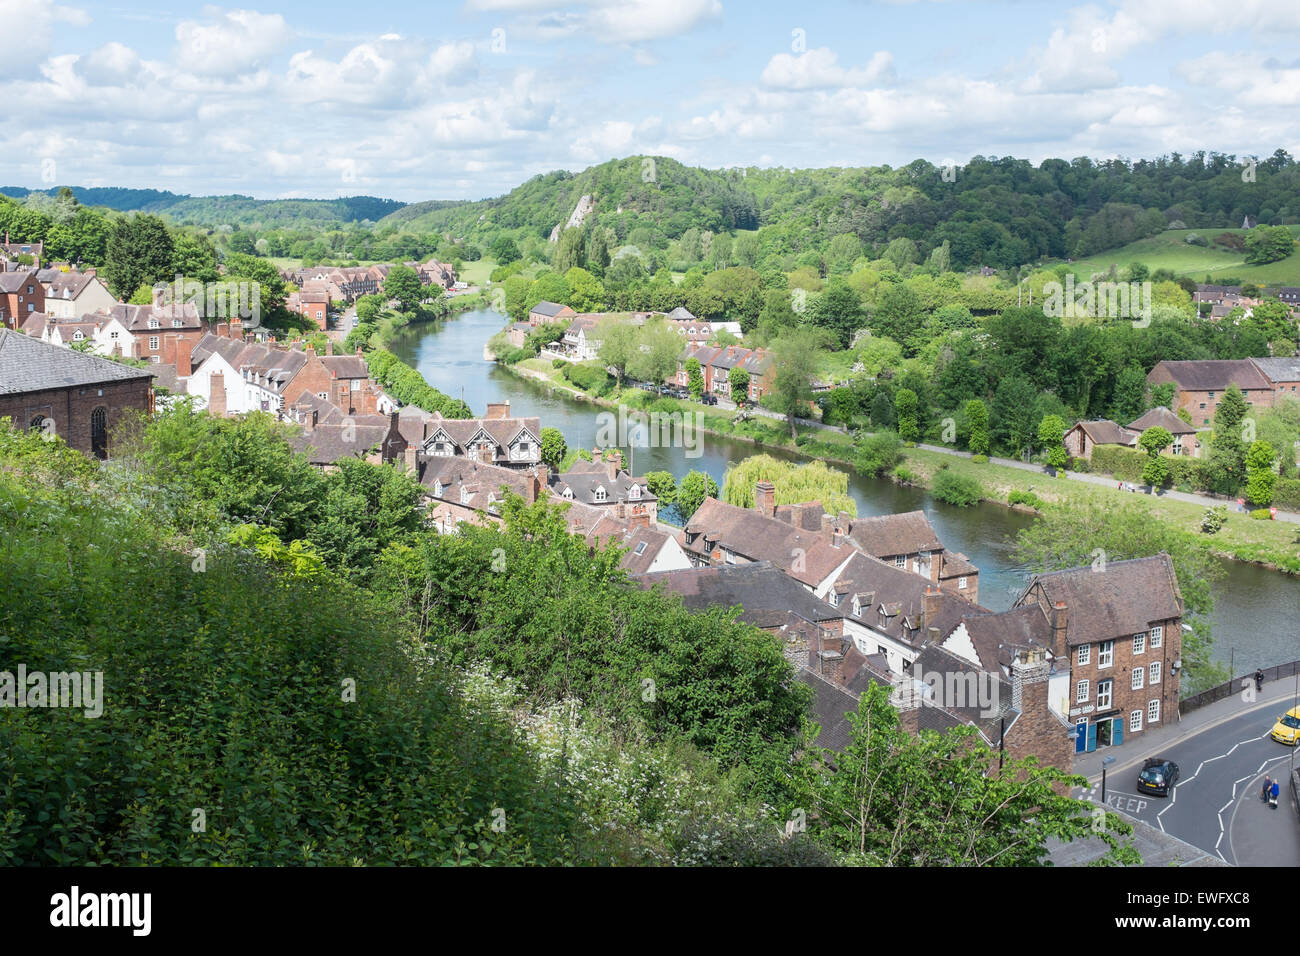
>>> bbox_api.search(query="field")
[1058,226,1300,286]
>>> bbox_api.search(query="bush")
[1200,506,1228,534]
[1008,489,1044,510]
[893,466,916,484]
[1249,508,1273,520]
[1090,445,1146,483]
[971,454,988,464]
[856,432,903,477]
[562,361,616,397]
[1270,476,1300,511]
[552,358,568,369]
[931,468,984,507]
[1071,457,1090,472]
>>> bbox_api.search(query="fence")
[1179,659,1300,716]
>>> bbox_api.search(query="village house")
[704,345,772,402]
[839,508,979,602]
[418,401,542,469]
[0,234,43,269]
[1063,419,1138,460]
[0,271,44,329]
[552,451,658,524]
[1249,356,1300,402]
[0,327,154,458]
[1126,406,1201,457]
[675,344,721,392]
[40,272,116,319]
[96,303,207,363]
[1146,359,1276,426]
[528,301,576,328]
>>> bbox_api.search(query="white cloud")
[761,48,895,91]
[174,9,293,77]
[473,0,722,44]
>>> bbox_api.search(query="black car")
[1136,757,1180,796]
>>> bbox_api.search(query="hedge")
[365,349,473,419]
[1273,477,1300,511]
[561,361,616,397]
[1090,444,1205,490]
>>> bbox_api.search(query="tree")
[564,267,605,312]
[871,283,926,355]
[991,377,1038,457]
[645,470,677,507]
[1138,426,1174,487]
[811,281,865,349]
[769,330,822,438]
[540,427,567,470]
[627,319,684,387]
[384,265,423,312]
[855,431,903,476]
[683,357,705,402]
[895,388,919,442]
[965,399,990,456]
[553,226,586,273]
[722,455,856,516]
[1037,414,1068,469]
[596,317,640,388]
[490,235,521,265]
[1243,225,1294,265]
[103,214,175,300]
[1204,384,1249,495]
[1245,440,1277,506]
[675,470,718,522]
[728,367,750,403]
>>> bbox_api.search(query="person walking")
[1270,779,1280,809]
[1255,668,1264,693]
[1262,775,1272,802]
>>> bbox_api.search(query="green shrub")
[1272,476,1300,511]
[562,361,615,397]
[893,466,916,484]
[1008,489,1044,510]
[1071,457,1090,472]
[1249,508,1273,520]
[856,432,903,477]
[971,453,988,464]
[1200,506,1228,534]
[552,357,568,369]
[1090,445,1146,483]
[931,468,984,507]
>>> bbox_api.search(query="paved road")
[1077,680,1300,865]
[914,441,1300,524]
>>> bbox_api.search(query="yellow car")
[1270,706,1300,745]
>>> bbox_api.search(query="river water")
[391,308,1300,673]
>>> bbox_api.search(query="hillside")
[1060,226,1300,285]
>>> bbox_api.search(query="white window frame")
[894,555,906,569]
[1075,679,1090,703]
[1150,625,1163,648]
[1131,667,1144,690]
[1098,640,1114,668]
[958,576,967,590]
[1148,662,1161,685]
[1077,644,1090,666]
[1148,699,1160,723]
[147,335,159,350]
[1097,679,1113,709]
[1129,710,1143,732]
[1133,632,1146,655]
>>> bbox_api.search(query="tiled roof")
[1249,356,1300,384]
[320,355,368,379]
[1149,359,1272,392]
[848,510,943,557]
[101,303,204,332]
[1072,419,1138,446]
[530,301,570,317]
[828,551,973,647]
[684,496,853,586]
[290,423,388,466]
[553,466,655,505]
[1019,554,1183,647]
[420,456,539,510]
[1127,407,1197,435]
[0,328,153,394]
[633,561,839,631]
[421,411,541,455]
[0,271,37,292]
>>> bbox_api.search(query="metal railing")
[1179,659,1300,715]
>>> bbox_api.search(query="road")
[1081,698,1300,865]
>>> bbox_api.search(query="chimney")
[1010,646,1050,712]
[1050,601,1068,654]
[356,346,363,356]
[754,481,775,518]
[307,408,318,432]
[606,451,621,481]
[305,344,315,357]
[404,444,418,476]
[208,372,227,417]
[616,500,627,519]
[326,340,334,356]
[922,586,941,630]
[230,318,242,339]
[629,512,650,529]
[485,401,510,420]
[531,464,549,503]
[176,337,193,377]
[216,321,230,338]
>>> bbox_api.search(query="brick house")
[0,328,153,458]
[552,451,658,524]
[0,234,43,269]
[1126,406,1201,457]
[1146,359,1275,426]
[1249,357,1300,403]
[528,301,576,328]
[1014,554,1183,754]
[0,271,45,329]
[838,508,980,602]
[1062,419,1138,460]
[100,303,208,364]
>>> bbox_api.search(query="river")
[391,308,1300,673]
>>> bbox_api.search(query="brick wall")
[0,378,151,458]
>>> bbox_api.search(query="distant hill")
[0,186,405,228]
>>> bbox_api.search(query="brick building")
[1146,359,1275,426]
[0,271,45,329]
[0,328,153,458]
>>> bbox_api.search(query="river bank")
[499,356,1300,575]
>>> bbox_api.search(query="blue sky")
[3,0,1298,202]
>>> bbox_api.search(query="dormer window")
[433,481,443,497]
[172,319,182,328]
[628,484,641,500]
[72,330,84,340]
[147,318,160,329]
[563,488,573,499]
[593,486,607,502]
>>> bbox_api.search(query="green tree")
[686,357,704,401]
[596,317,640,388]
[645,470,677,507]
[1037,414,1068,469]
[103,214,175,300]
[675,470,719,521]
[1243,225,1294,265]
[1138,426,1174,487]
[1204,384,1249,495]
[769,329,822,438]
[992,377,1038,457]
[490,235,521,265]
[895,388,919,442]
[811,281,865,349]
[540,427,567,471]
[871,283,926,355]
[728,366,750,403]
[564,267,606,312]
[384,264,423,312]
[855,431,903,476]
[627,319,684,387]
[1245,440,1277,506]
[722,455,856,516]
[965,399,990,456]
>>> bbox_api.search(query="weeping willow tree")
[722,454,857,517]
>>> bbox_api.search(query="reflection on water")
[391,309,1300,671]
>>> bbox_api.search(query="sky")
[3,0,1298,203]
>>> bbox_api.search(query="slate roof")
[939,551,978,578]
[1249,356,1300,384]
[0,271,37,293]
[1071,419,1138,446]
[421,411,541,457]
[529,301,570,318]
[290,423,388,466]
[320,355,369,379]
[827,551,974,647]
[1018,554,1183,648]
[959,605,1051,674]
[101,303,204,332]
[0,328,154,394]
[683,496,853,587]
[796,669,860,751]
[633,561,840,634]
[420,455,538,510]
[848,510,943,557]
[45,272,99,300]
[1149,359,1272,392]
[1127,406,1197,436]
[553,465,655,505]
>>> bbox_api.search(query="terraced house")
[418,401,542,469]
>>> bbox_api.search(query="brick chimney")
[754,480,775,518]
[531,464,549,503]
[326,340,334,356]
[208,372,227,416]
[216,321,230,338]
[230,318,242,339]
[175,338,193,377]
[485,401,510,420]
[1050,601,1068,654]
[404,444,418,476]
[606,451,621,481]
[922,586,941,631]
[616,500,627,519]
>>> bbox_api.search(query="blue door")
[1112,717,1124,747]
[1086,721,1098,753]
[1075,721,1088,754]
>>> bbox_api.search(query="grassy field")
[1057,226,1300,286]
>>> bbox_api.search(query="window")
[317,392,328,400]
[1076,680,1090,703]
[1129,710,1143,732]
[1098,640,1114,668]
[172,319,182,328]
[1077,644,1091,666]
[148,336,159,350]
[110,331,118,339]
[958,576,967,590]
[1131,667,1145,690]
[1208,391,1215,398]
[72,330,84,340]
[1149,625,1163,648]
[828,590,840,607]
[894,555,906,568]
[1148,699,1161,723]
[593,486,607,502]
[147,318,160,329]
[90,406,108,459]
[634,542,648,556]
[1133,632,1146,655]
[1097,679,1113,709]
[1148,662,1161,685]
[628,484,641,499]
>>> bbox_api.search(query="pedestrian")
[1255,668,1264,692]
[1262,776,1272,802]
[1270,779,1280,809]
